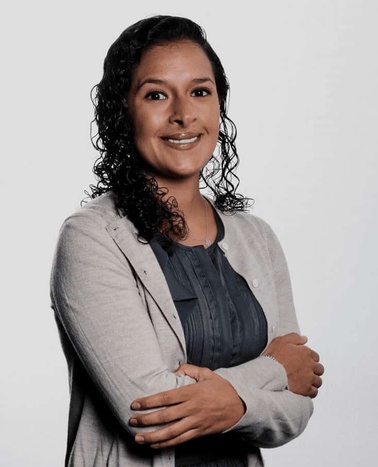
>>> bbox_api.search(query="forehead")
[132,40,214,82]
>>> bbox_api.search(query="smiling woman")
[50,14,324,467]
[127,40,220,186]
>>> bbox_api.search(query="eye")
[145,91,167,100]
[191,88,211,97]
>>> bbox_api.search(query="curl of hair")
[88,15,252,241]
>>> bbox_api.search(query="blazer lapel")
[106,216,187,354]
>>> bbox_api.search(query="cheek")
[132,113,154,152]
[209,102,220,125]
[209,107,220,140]
[133,110,162,142]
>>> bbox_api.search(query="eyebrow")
[136,76,215,91]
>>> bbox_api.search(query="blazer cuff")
[216,354,288,392]
[215,355,288,432]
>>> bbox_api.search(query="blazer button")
[221,242,229,251]
[252,279,259,287]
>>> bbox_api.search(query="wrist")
[262,355,290,391]
[262,354,279,364]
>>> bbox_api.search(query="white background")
[1,1,377,466]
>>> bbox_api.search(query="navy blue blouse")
[150,210,268,467]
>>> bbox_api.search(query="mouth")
[167,136,199,144]
[162,133,201,146]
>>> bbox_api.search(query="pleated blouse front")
[150,210,268,467]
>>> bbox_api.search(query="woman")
[51,15,324,467]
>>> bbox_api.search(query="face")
[127,40,220,184]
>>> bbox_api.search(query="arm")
[215,218,318,446]
[129,217,323,448]
[50,209,195,435]
[130,341,319,449]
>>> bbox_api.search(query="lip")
[161,132,201,148]
[162,132,200,140]
[162,132,201,150]
[167,136,198,144]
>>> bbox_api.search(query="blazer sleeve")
[50,209,195,436]
[215,217,314,448]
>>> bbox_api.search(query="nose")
[169,95,197,127]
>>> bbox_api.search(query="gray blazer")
[51,192,313,467]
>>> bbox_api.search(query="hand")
[263,332,324,398]
[129,364,245,449]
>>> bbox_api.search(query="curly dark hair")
[89,15,251,241]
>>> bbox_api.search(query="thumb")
[281,332,308,345]
[175,363,203,380]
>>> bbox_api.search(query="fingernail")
[135,435,144,444]
[131,401,141,410]
[129,418,138,426]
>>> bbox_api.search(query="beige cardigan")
[50,192,313,467]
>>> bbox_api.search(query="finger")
[308,386,319,399]
[130,403,190,427]
[281,332,308,345]
[131,386,190,410]
[310,349,320,362]
[175,363,196,374]
[314,362,325,375]
[175,363,206,380]
[312,375,323,389]
[134,416,199,446]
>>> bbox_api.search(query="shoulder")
[52,193,136,279]
[216,208,289,273]
[217,208,279,246]
[58,191,134,235]
[55,192,134,249]
[67,191,120,226]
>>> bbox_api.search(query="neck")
[155,175,204,213]
[153,174,217,247]
[153,175,217,247]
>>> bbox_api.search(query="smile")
[167,136,199,144]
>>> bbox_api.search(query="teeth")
[168,136,198,144]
